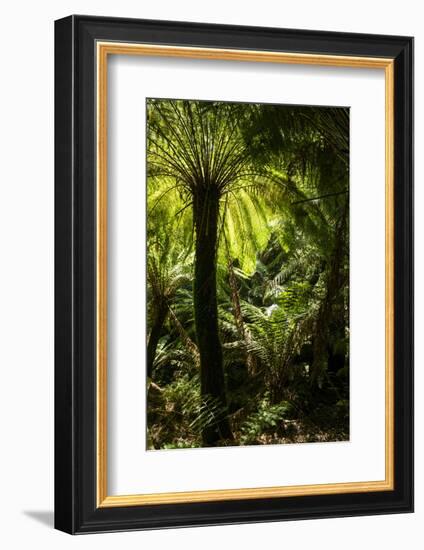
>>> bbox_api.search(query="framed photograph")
[54,15,413,534]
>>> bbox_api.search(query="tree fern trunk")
[312,200,349,383]
[147,305,167,378]
[193,186,233,445]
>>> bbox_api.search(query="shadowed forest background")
[146,98,349,449]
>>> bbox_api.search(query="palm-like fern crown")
[147,99,348,278]
[147,99,252,194]
[147,235,192,304]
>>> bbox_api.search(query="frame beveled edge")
[95,41,395,508]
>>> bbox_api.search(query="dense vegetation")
[146,99,349,449]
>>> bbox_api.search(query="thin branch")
[291,189,348,205]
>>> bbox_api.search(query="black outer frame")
[54,15,414,534]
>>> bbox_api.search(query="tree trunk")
[312,200,348,383]
[147,304,167,378]
[193,185,233,445]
